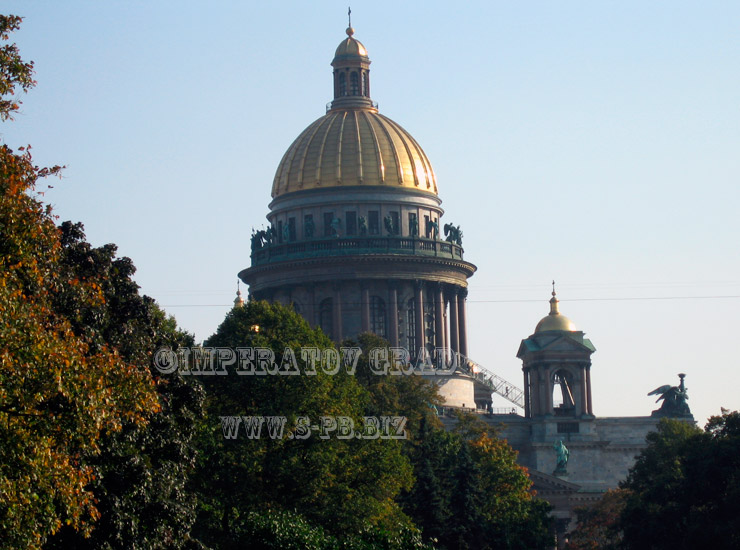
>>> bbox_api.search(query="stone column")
[361,286,370,333]
[449,289,459,355]
[388,284,399,347]
[586,366,593,415]
[544,367,553,414]
[580,365,589,416]
[538,368,548,416]
[574,377,583,416]
[333,285,343,342]
[458,288,468,357]
[414,281,424,358]
[523,368,531,418]
[434,283,445,353]
[307,285,316,327]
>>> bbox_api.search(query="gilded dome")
[271,109,438,198]
[335,27,368,58]
[534,291,577,333]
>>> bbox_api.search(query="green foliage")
[0,18,160,547]
[399,411,551,549]
[228,508,434,550]
[191,302,413,548]
[619,414,740,550]
[348,332,442,440]
[455,415,552,550]
[0,15,35,120]
[43,222,205,549]
[565,489,626,550]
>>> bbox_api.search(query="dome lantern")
[330,25,374,111]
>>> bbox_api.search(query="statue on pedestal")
[649,373,692,417]
[553,439,569,475]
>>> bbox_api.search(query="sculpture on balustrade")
[443,223,463,246]
[358,216,367,235]
[250,229,264,253]
[425,219,439,239]
[304,216,314,238]
[251,227,277,252]
[264,226,276,245]
[330,217,342,237]
[384,214,398,235]
[409,216,418,237]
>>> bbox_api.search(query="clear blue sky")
[4,1,739,427]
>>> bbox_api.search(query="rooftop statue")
[304,216,314,238]
[409,216,418,237]
[648,373,692,417]
[443,223,463,246]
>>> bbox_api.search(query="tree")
[401,417,451,546]
[43,222,205,549]
[565,489,626,550]
[619,414,740,550]
[458,416,552,550]
[0,15,35,121]
[0,17,161,548]
[190,302,414,548]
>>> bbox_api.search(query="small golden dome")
[272,109,438,198]
[535,289,577,333]
[334,29,368,58]
[233,283,245,308]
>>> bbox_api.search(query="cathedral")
[239,24,693,547]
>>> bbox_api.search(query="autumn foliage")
[0,17,160,549]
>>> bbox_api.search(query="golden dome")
[335,27,368,58]
[535,290,577,333]
[271,109,438,198]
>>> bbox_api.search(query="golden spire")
[549,280,559,315]
[234,281,245,308]
[534,281,577,332]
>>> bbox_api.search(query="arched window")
[370,296,386,338]
[338,72,347,96]
[319,298,333,338]
[350,72,360,95]
[552,369,575,411]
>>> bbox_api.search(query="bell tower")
[517,287,596,418]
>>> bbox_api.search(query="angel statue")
[648,373,691,418]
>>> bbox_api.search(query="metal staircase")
[455,353,525,409]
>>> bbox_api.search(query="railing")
[326,100,379,113]
[251,235,465,266]
[455,352,525,409]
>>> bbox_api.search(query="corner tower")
[517,288,596,418]
[239,26,476,370]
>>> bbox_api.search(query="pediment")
[528,469,582,493]
[518,333,595,357]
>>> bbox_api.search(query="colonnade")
[258,279,469,357]
[522,363,594,418]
